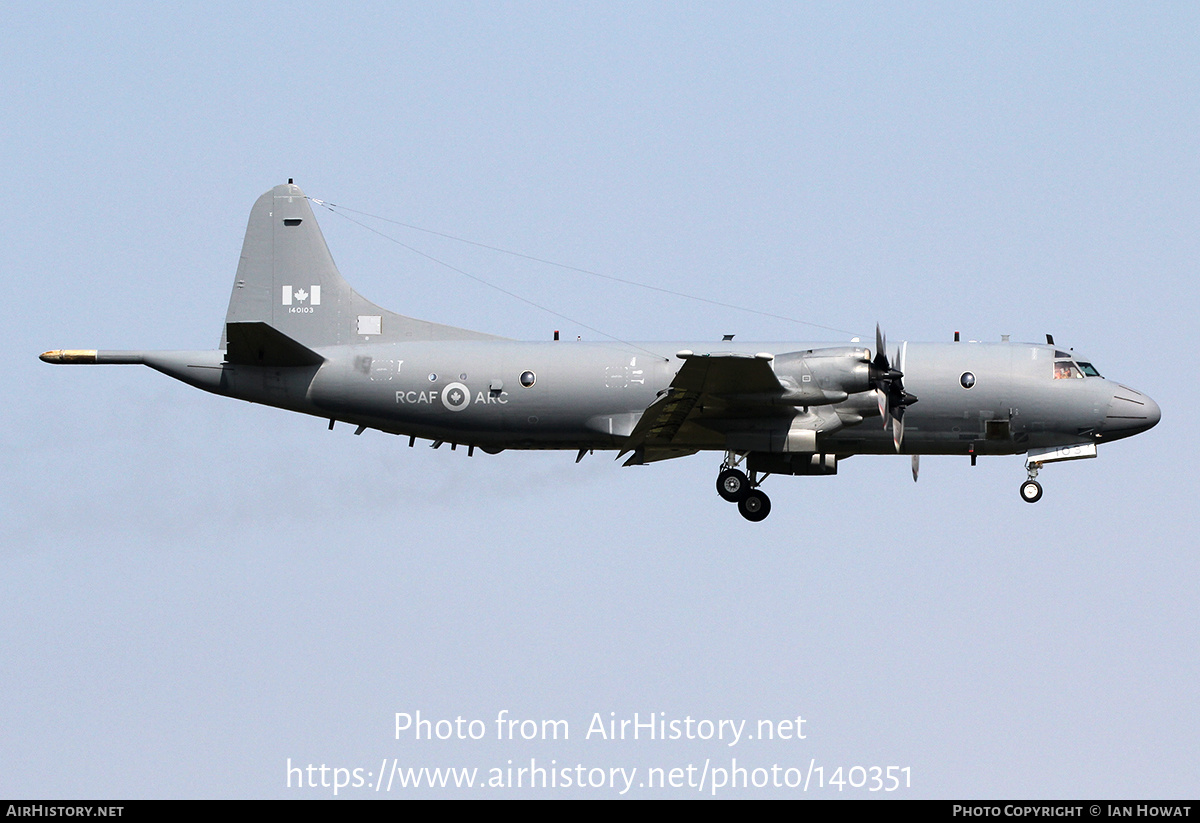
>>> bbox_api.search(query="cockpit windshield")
[1054,359,1101,379]
[1054,361,1083,379]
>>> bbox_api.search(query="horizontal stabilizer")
[225,322,325,367]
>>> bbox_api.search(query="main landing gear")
[716,453,772,522]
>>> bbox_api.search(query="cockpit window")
[1054,360,1084,379]
[1077,361,1101,377]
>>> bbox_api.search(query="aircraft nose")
[1103,385,1161,440]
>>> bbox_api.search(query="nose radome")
[1144,394,1161,429]
[1105,385,1161,438]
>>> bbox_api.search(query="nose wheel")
[1020,479,1043,503]
[1020,462,1043,503]
[716,455,772,521]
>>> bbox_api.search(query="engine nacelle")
[774,347,872,397]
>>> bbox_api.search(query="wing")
[619,351,793,465]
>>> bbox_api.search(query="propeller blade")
[873,326,916,439]
[911,454,920,482]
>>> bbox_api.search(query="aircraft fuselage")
[122,337,1155,458]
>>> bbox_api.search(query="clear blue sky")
[2,2,1196,798]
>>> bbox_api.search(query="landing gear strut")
[1020,462,1043,503]
[716,452,772,521]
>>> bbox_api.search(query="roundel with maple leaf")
[441,382,470,412]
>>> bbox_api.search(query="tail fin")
[221,182,502,350]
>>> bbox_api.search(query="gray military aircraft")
[41,182,1160,521]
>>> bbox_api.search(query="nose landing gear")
[716,453,772,521]
[1020,462,1043,503]
[1017,444,1098,503]
[1020,478,1043,503]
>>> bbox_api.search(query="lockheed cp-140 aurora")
[41,182,1160,521]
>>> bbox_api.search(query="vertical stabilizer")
[221,183,502,349]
